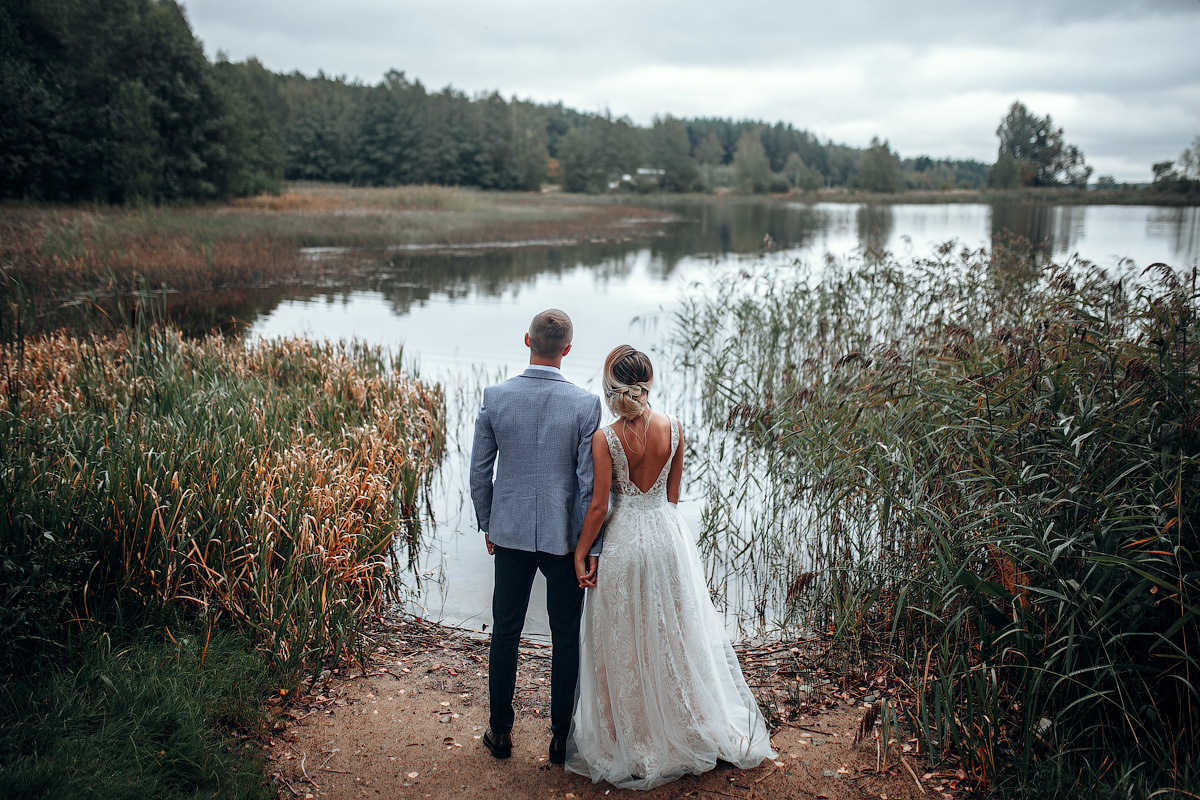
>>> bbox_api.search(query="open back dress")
[564,416,775,790]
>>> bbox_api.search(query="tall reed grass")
[0,210,300,302]
[258,182,484,212]
[674,240,1199,795]
[0,317,445,677]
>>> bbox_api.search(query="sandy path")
[268,613,959,800]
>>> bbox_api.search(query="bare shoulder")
[591,427,612,459]
[660,412,684,443]
[652,410,679,431]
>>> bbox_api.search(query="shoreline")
[621,187,1200,207]
[0,186,680,333]
[268,609,956,800]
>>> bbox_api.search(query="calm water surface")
[247,200,1200,638]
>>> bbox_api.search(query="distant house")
[609,167,666,192]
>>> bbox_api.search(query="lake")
[246,199,1200,639]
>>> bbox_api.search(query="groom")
[470,309,602,764]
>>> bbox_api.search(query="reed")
[0,318,445,678]
[0,186,665,333]
[673,239,1199,795]
[0,209,300,323]
[261,182,484,212]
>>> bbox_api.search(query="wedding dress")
[565,417,776,790]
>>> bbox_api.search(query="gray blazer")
[470,368,602,556]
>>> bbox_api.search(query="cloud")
[184,0,1200,181]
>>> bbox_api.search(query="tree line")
[4,1,1189,203]
[0,0,994,202]
[1148,135,1200,195]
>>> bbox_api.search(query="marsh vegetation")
[0,308,446,795]
[673,239,1198,796]
[0,184,668,333]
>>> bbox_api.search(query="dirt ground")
[268,613,968,800]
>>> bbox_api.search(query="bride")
[565,345,775,790]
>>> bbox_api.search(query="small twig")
[754,763,781,785]
[736,637,820,656]
[901,755,927,795]
[299,752,319,789]
[775,720,826,735]
[296,708,322,721]
[277,775,302,797]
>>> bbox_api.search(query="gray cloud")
[185,0,1200,181]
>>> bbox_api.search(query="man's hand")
[575,552,598,588]
[485,533,495,555]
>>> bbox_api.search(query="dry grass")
[230,191,340,212]
[282,182,483,212]
[0,324,446,676]
[0,209,300,301]
[0,185,670,330]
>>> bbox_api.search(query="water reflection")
[639,198,827,259]
[990,201,1087,256]
[1147,207,1200,266]
[856,205,895,252]
[118,200,1198,340]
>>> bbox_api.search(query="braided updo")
[603,345,654,420]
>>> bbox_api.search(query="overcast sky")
[185,0,1200,182]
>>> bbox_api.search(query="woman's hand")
[575,551,598,588]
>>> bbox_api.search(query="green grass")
[0,622,273,800]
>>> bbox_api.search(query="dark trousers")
[489,545,584,739]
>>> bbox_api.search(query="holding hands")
[575,551,598,588]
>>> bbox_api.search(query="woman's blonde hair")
[603,345,654,420]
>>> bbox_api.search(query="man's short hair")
[528,309,573,359]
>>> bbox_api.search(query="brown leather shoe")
[548,735,567,765]
[482,727,512,759]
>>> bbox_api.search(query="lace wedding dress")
[565,417,775,790]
